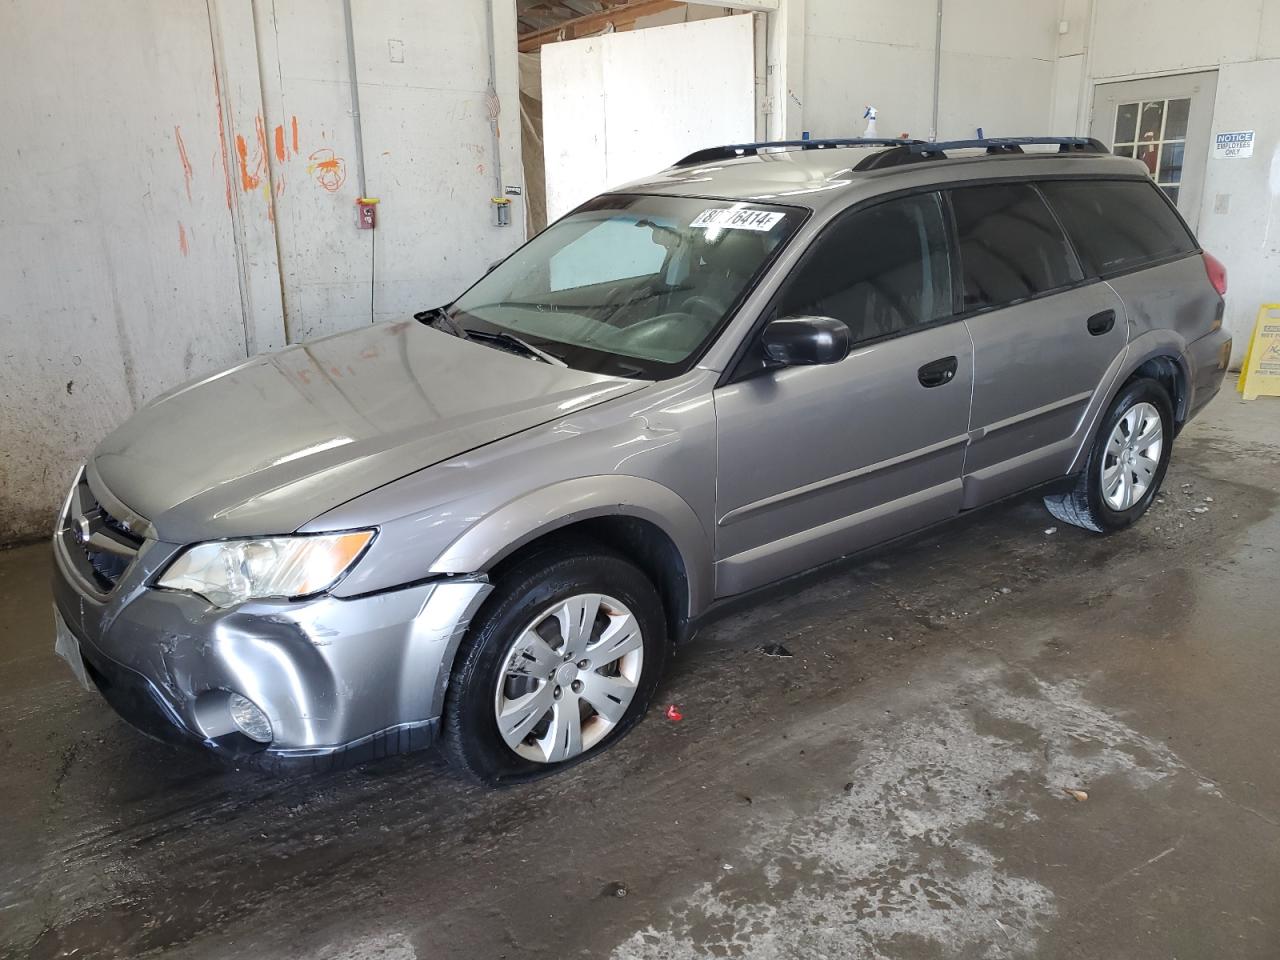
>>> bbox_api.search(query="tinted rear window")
[1039,179,1197,277]
[949,183,1083,311]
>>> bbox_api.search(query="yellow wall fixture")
[1238,304,1280,400]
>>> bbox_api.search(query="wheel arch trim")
[1067,331,1189,475]
[428,476,713,618]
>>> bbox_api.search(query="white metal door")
[540,15,756,223]
[1090,71,1217,230]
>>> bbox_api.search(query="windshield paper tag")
[690,208,785,232]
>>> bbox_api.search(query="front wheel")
[1044,377,1174,533]
[442,547,668,784]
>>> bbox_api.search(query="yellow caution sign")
[1238,304,1280,400]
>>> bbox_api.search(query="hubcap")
[493,593,644,764]
[1101,401,1163,512]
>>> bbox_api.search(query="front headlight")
[157,530,375,607]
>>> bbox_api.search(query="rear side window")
[775,192,952,345]
[949,183,1083,311]
[1039,179,1197,277]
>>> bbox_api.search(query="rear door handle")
[1087,309,1116,336]
[918,355,958,388]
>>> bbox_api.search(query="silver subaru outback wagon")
[52,136,1232,782]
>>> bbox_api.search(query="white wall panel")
[603,15,757,184]
[1049,53,1085,134]
[1088,0,1264,80]
[1262,2,1280,60]
[942,0,1057,60]
[937,52,1056,139]
[542,15,756,221]
[253,0,372,343]
[806,0,933,46]
[803,0,1057,141]
[541,37,609,223]
[802,33,935,138]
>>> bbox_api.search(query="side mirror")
[760,316,850,368]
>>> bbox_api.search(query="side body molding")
[429,475,714,618]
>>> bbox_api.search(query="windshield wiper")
[416,307,565,366]
[463,328,567,367]
[413,305,468,339]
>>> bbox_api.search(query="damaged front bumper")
[52,525,492,772]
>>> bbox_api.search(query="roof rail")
[673,138,926,168]
[854,136,1110,171]
[913,136,1109,155]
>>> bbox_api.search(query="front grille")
[58,472,146,594]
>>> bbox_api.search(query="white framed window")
[1111,98,1189,204]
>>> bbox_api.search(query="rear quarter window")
[1038,179,1197,277]
[948,183,1083,312]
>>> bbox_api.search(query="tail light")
[1203,251,1227,296]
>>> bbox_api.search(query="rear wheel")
[443,547,667,784]
[1044,377,1173,533]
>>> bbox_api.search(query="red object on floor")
[665,704,683,722]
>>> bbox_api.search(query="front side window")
[773,192,953,345]
[448,195,803,379]
[949,183,1083,311]
[1039,179,1197,277]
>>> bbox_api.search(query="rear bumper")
[1183,326,1232,423]
[52,529,492,771]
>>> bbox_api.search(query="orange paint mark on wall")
[307,148,347,192]
[274,124,286,163]
[174,126,193,202]
[291,115,299,155]
[235,134,254,190]
[212,68,232,210]
[235,115,268,192]
[178,222,189,256]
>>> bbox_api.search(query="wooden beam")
[518,0,682,52]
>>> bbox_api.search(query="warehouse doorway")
[1090,71,1218,229]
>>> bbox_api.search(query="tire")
[442,545,668,785]
[1044,377,1174,533]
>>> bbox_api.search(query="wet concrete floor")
[2,387,1279,959]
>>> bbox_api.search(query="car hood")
[90,321,643,542]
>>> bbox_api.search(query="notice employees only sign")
[1214,130,1255,158]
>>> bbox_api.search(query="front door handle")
[918,355,958,388]
[1087,309,1116,336]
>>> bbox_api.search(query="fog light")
[228,693,273,743]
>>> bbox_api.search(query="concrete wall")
[0,0,525,543]
[1053,0,1280,364]
[0,1,246,542]
[801,0,1061,141]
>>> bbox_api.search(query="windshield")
[447,194,804,379]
